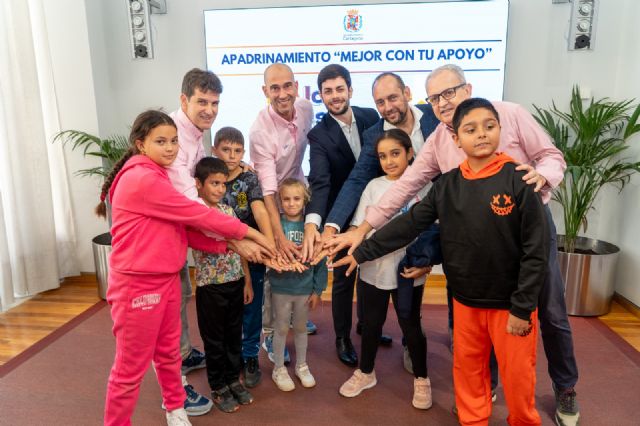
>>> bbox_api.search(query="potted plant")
[533,86,640,315]
[53,130,129,299]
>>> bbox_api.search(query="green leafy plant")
[53,130,129,178]
[533,86,640,253]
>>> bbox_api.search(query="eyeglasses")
[426,83,467,105]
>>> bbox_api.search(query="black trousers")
[195,278,244,391]
[359,278,427,378]
[331,248,364,339]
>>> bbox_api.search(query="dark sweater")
[353,158,548,320]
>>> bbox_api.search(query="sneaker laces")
[346,370,368,386]
[414,379,428,397]
[558,387,577,413]
[184,385,198,401]
[246,357,258,373]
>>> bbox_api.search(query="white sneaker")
[339,369,377,397]
[272,366,295,391]
[166,408,192,426]
[412,377,432,410]
[295,363,316,388]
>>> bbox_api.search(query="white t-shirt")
[351,175,429,290]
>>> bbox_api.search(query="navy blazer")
[307,106,379,223]
[326,103,439,230]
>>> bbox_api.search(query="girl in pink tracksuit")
[98,110,271,426]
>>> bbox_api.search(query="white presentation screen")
[204,1,509,171]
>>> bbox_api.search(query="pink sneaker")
[339,369,377,397]
[412,377,432,409]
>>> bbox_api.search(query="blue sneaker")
[184,384,213,416]
[162,384,213,416]
[306,319,318,335]
[262,334,290,364]
[182,348,206,375]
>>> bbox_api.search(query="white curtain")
[0,0,79,311]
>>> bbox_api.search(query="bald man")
[249,63,315,366]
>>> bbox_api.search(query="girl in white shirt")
[338,128,432,410]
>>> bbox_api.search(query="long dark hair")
[95,110,176,217]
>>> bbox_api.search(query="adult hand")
[506,314,533,336]
[275,230,302,263]
[240,161,256,173]
[244,227,278,259]
[516,163,547,192]
[326,223,370,257]
[310,248,329,266]
[330,254,358,277]
[228,239,270,263]
[302,223,322,263]
[400,266,432,279]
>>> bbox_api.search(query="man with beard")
[249,63,315,363]
[319,72,439,372]
[301,64,380,367]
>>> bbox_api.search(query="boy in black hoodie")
[334,98,548,426]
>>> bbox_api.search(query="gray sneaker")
[553,383,580,426]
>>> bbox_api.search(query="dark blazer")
[307,106,379,223]
[325,103,439,230]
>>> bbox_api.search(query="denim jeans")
[179,262,193,360]
[242,263,265,359]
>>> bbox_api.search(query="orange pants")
[453,299,540,426]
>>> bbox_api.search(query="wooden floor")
[0,273,638,366]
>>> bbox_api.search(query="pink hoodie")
[108,155,248,275]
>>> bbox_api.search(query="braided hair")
[95,110,176,217]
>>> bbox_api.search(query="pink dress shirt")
[249,97,313,196]
[167,108,205,201]
[366,101,566,229]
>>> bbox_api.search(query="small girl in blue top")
[269,178,327,392]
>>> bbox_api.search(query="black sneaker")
[211,386,239,413]
[553,383,580,426]
[182,348,206,375]
[243,357,262,388]
[229,381,254,405]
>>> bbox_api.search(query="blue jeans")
[179,262,193,360]
[242,263,265,359]
[539,205,578,390]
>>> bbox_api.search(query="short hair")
[372,72,405,94]
[214,126,244,148]
[181,68,223,98]
[194,156,229,183]
[426,64,466,88]
[451,98,500,134]
[374,129,413,154]
[278,178,311,205]
[317,64,352,91]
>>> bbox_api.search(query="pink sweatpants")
[104,270,185,426]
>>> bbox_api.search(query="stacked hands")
[299,223,529,337]
[300,224,431,280]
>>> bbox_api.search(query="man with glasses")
[328,64,579,426]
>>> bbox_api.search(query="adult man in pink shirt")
[167,68,272,417]
[330,64,580,426]
[249,63,315,361]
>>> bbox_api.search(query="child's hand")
[307,293,321,310]
[244,281,254,305]
[506,314,533,336]
[329,254,358,277]
[289,260,309,273]
[400,266,432,279]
